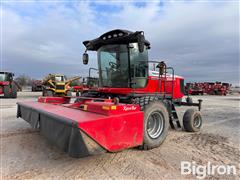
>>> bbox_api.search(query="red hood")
[0,81,10,86]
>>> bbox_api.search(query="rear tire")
[3,85,10,98]
[47,90,53,96]
[183,109,202,132]
[42,89,53,96]
[11,84,17,98]
[140,101,169,150]
[66,91,72,97]
[81,91,97,98]
[42,89,46,96]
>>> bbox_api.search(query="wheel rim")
[147,111,164,139]
[193,115,201,128]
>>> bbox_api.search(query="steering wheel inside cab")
[109,62,120,71]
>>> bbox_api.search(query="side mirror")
[83,53,89,65]
[137,33,145,53]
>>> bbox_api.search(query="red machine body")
[0,81,10,94]
[72,85,90,94]
[185,82,204,95]
[17,29,202,158]
[0,72,18,98]
[186,82,231,96]
[98,73,184,100]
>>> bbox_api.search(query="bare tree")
[15,74,32,87]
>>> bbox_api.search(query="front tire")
[183,109,202,132]
[3,85,10,98]
[66,91,72,97]
[11,84,17,98]
[140,101,169,150]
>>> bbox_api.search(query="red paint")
[186,82,231,96]
[38,96,71,104]
[97,75,184,99]
[20,101,144,151]
[0,81,10,95]
[72,85,89,92]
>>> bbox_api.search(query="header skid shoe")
[17,97,144,157]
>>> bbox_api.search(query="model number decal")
[123,106,137,111]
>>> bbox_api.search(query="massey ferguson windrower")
[17,30,203,157]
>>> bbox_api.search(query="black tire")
[42,89,46,96]
[66,91,72,97]
[140,101,169,150]
[183,109,202,132]
[46,90,53,97]
[3,85,10,98]
[81,91,98,98]
[11,84,17,98]
[134,96,157,110]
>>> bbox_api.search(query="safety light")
[119,33,123,36]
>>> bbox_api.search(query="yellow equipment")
[42,74,80,96]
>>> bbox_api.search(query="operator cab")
[83,29,150,89]
[82,29,184,100]
[0,72,14,82]
[54,75,65,82]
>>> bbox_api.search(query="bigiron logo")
[181,161,237,179]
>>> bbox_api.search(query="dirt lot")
[1,92,239,179]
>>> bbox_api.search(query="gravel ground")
[1,92,239,179]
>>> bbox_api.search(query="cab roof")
[83,29,150,51]
[0,72,14,75]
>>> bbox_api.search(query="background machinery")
[185,82,204,95]
[17,29,203,157]
[31,80,43,92]
[0,72,17,98]
[185,82,231,95]
[42,74,80,97]
[73,68,99,96]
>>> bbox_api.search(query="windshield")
[97,43,148,88]
[129,43,148,88]
[98,44,129,87]
[0,73,8,81]
[55,76,64,82]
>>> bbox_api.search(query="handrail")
[132,60,175,99]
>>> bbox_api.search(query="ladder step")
[170,119,182,130]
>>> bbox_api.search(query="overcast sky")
[1,1,239,84]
